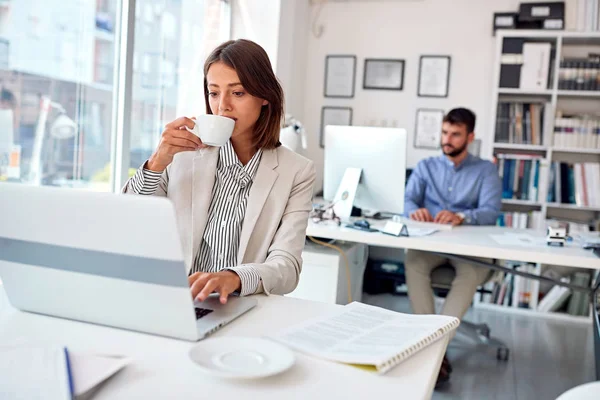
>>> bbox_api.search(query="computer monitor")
[323,125,407,215]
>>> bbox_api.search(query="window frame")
[110,0,232,192]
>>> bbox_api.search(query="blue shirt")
[404,154,502,225]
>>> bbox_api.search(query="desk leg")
[593,273,600,381]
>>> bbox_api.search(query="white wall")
[276,0,311,120]
[230,0,311,121]
[231,0,281,69]
[299,0,525,192]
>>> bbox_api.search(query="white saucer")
[189,337,295,379]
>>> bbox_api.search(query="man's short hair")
[443,107,476,133]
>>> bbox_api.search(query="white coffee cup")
[186,114,235,147]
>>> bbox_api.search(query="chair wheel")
[497,347,509,361]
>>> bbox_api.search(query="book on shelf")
[553,114,600,149]
[566,271,592,317]
[495,154,542,202]
[477,264,596,318]
[546,218,595,234]
[499,38,553,90]
[495,102,547,145]
[575,0,600,32]
[512,264,540,310]
[499,38,525,89]
[497,211,544,230]
[557,56,600,91]
[547,162,600,207]
[520,42,552,91]
[537,278,572,313]
[477,262,540,310]
[536,268,594,318]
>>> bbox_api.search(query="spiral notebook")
[269,302,459,374]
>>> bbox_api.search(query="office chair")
[430,263,510,361]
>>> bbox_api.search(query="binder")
[499,38,524,88]
[520,43,551,90]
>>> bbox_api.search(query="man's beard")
[442,142,468,157]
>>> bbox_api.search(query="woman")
[123,39,316,304]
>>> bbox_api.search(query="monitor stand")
[332,167,362,221]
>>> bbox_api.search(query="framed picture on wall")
[362,59,405,90]
[320,106,353,148]
[414,108,444,149]
[417,55,451,97]
[324,55,356,98]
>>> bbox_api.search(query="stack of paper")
[0,346,129,399]
[269,302,459,374]
[0,346,73,400]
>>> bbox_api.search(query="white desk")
[307,222,600,270]
[0,285,448,400]
[307,220,600,380]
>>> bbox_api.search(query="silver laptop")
[0,183,256,341]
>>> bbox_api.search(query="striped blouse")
[128,140,263,295]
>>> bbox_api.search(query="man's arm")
[461,163,502,225]
[404,162,426,217]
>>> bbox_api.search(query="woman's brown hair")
[203,39,284,149]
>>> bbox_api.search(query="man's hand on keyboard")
[434,210,463,226]
[410,208,434,222]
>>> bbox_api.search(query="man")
[403,107,502,386]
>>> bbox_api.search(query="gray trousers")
[404,250,492,319]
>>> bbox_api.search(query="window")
[129,0,231,173]
[0,0,120,191]
[0,0,231,191]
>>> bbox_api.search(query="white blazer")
[123,145,316,295]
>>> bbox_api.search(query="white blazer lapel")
[191,147,219,268]
[237,149,278,264]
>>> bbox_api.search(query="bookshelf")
[493,142,548,151]
[547,203,600,212]
[483,30,600,322]
[490,30,600,223]
[552,147,600,154]
[497,88,553,96]
[557,90,600,98]
[502,199,542,207]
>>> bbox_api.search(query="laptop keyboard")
[195,307,214,320]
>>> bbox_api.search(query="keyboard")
[195,307,214,319]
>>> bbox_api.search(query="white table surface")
[0,285,448,400]
[307,221,600,270]
[556,381,600,399]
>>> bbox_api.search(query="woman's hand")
[146,117,208,172]
[188,271,242,304]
